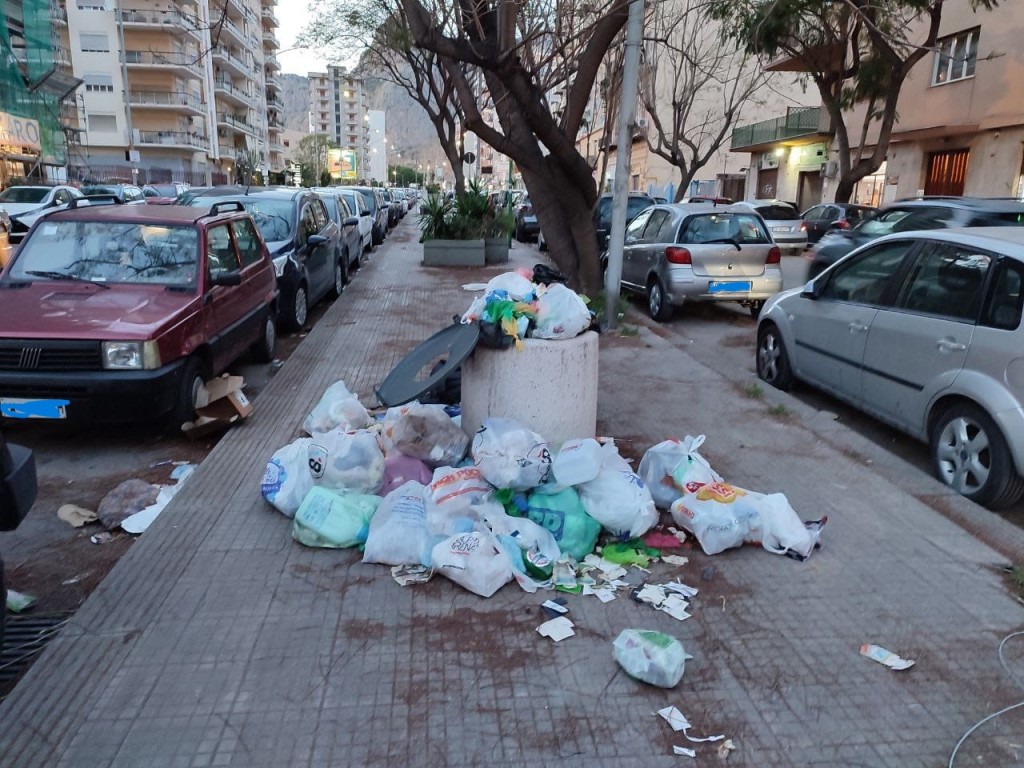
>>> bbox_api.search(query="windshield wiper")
[25,270,110,289]
[703,238,742,251]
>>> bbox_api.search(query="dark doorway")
[757,168,778,198]
[924,149,969,196]
[720,174,746,201]
[797,171,823,210]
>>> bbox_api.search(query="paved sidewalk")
[1,220,1022,767]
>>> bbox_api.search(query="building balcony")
[136,130,209,151]
[266,94,283,111]
[270,142,285,153]
[212,48,252,78]
[121,8,202,39]
[129,90,204,116]
[213,78,254,107]
[52,0,67,25]
[265,55,281,72]
[214,14,248,47]
[217,113,257,134]
[730,106,832,152]
[265,75,281,93]
[124,50,202,79]
[261,5,278,28]
[263,27,278,47]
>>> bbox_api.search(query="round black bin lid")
[375,321,480,407]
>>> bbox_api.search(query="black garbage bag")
[477,319,516,349]
[533,263,568,286]
[421,358,463,405]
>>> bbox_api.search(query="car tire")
[372,226,383,246]
[165,356,205,434]
[930,403,1024,509]
[647,277,673,322]
[756,322,794,391]
[282,281,308,332]
[250,309,277,363]
[330,255,346,300]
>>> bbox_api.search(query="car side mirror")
[0,438,37,531]
[344,216,359,227]
[800,278,821,299]
[361,211,371,217]
[307,234,329,246]
[209,270,241,287]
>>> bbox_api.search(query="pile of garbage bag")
[462,268,594,348]
[261,381,825,602]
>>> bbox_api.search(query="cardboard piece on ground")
[182,375,253,439]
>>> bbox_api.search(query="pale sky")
[276,0,329,76]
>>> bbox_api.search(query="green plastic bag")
[292,486,381,548]
[601,540,661,568]
[526,486,601,560]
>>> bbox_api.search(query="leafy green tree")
[710,0,999,202]
[296,134,335,188]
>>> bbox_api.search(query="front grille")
[0,340,102,371]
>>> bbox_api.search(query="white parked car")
[0,185,84,244]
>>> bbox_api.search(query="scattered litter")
[613,629,691,688]
[5,589,37,613]
[638,435,721,509]
[631,581,698,621]
[661,555,689,566]
[122,465,196,534]
[461,282,488,292]
[541,599,568,616]
[182,374,254,439]
[61,575,85,585]
[673,746,696,758]
[96,479,159,530]
[657,706,725,743]
[391,564,433,586]
[601,539,660,567]
[57,504,97,528]
[717,739,736,758]
[860,643,915,671]
[537,616,575,642]
[90,531,117,545]
[643,531,685,549]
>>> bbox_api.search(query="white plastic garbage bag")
[670,481,823,559]
[483,507,562,593]
[431,529,513,597]
[391,403,469,468]
[578,443,658,538]
[484,270,536,301]
[472,418,551,490]
[292,486,381,548]
[551,437,603,486]
[261,437,314,518]
[532,283,592,340]
[307,429,385,495]
[302,380,372,435]
[638,435,722,509]
[425,466,495,536]
[362,481,434,566]
[613,629,692,688]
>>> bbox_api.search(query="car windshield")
[596,197,653,227]
[147,184,180,197]
[755,204,800,221]
[685,213,771,244]
[0,187,49,203]
[7,220,199,286]
[357,190,376,211]
[188,197,294,242]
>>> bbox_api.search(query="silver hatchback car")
[619,203,783,320]
[756,227,1024,508]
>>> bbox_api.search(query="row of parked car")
[0,181,418,434]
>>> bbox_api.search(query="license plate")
[0,398,70,419]
[773,226,791,233]
[709,281,752,294]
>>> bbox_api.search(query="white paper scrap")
[673,746,696,758]
[657,706,691,732]
[636,584,666,607]
[685,731,725,743]
[593,589,616,603]
[664,582,699,597]
[541,600,568,614]
[537,616,575,642]
[659,595,692,621]
[860,643,915,670]
[462,283,488,291]
[662,555,689,566]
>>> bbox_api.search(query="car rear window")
[755,204,799,221]
[0,187,49,203]
[682,213,770,244]
[188,197,294,242]
[596,197,653,228]
[8,220,199,286]
[147,184,180,197]
[858,206,949,236]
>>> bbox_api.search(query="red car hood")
[0,282,199,340]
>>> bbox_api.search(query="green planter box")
[422,239,486,267]
[484,237,510,265]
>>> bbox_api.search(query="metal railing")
[212,48,252,74]
[120,8,201,33]
[213,79,254,104]
[730,106,831,150]
[217,113,256,133]
[136,130,209,149]
[129,90,203,111]
[123,50,201,73]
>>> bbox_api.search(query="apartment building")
[61,0,282,186]
[307,65,370,183]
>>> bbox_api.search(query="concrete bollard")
[460,331,599,448]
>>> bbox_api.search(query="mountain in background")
[281,72,445,166]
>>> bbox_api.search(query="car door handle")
[936,338,967,352]
[848,321,869,333]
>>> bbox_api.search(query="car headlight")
[272,254,288,277]
[102,340,161,370]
